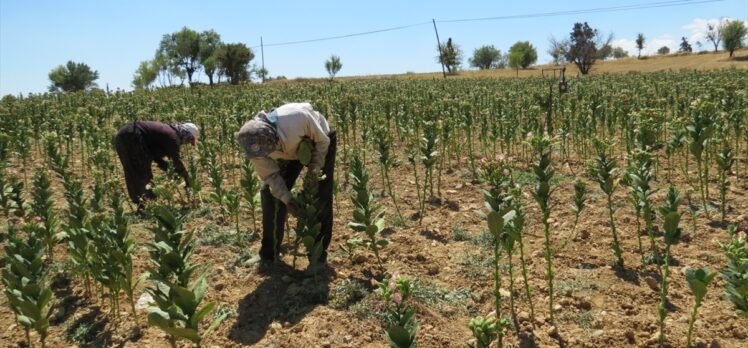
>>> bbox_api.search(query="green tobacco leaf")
[298,138,313,165]
[301,236,316,249]
[663,212,680,235]
[190,301,216,328]
[17,315,33,327]
[487,211,502,236]
[386,325,415,348]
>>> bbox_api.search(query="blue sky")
[1,0,746,95]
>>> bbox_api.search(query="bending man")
[114,121,199,210]
[236,103,336,268]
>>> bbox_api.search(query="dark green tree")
[657,46,671,55]
[596,43,613,60]
[325,55,343,80]
[469,45,503,69]
[636,33,645,58]
[722,20,747,58]
[612,46,629,58]
[132,60,159,89]
[215,43,254,85]
[508,41,538,69]
[158,27,202,84]
[565,22,601,75]
[437,38,463,74]
[199,30,222,85]
[679,37,693,53]
[48,61,99,92]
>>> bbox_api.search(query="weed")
[329,279,368,309]
[452,222,472,241]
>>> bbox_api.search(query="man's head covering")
[236,115,280,158]
[176,122,200,144]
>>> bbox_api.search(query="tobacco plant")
[625,149,659,264]
[240,159,260,232]
[589,138,624,268]
[715,145,734,222]
[657,186,682,347]
[479,155,517,345]
[560,179,587,250]
[683,267,717,347]
[374,124,404,223]
[291,170,325,273]
[467,314,506,348]
[348,150,389,272]
[30,168,63,260]
[685,99,715,219]
[530,136,557,322]
[2,220,54,348]
[375,273,418,348]
[146,205,226,347]
[719,225,748,324]
[420,121,439,200]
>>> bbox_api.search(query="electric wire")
[250,0,724,48]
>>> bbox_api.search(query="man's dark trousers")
[259,131,336,263]
[114,123,156,210]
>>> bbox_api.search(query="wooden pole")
[261,36,266,83]
[432,19,447,79]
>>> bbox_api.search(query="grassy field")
[324,48,748,81]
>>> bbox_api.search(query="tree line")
[45,19,747,92]
[438,19,747,75]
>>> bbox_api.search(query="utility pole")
[260,36,266,83]
[432,19,447,79]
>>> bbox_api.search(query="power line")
[250,21,431,49]
[250,0,724,48]
[437,0,724,23]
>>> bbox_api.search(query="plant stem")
[493,229,503,348]
[695,158,709,219]
[686,299,701,348]
[542,217,554,324]
[607,194,624,268]
[517,232,535,325]
[658,244,672,348]
[383,168,404,224]
[634,210,644,265]
[508,251,517,330]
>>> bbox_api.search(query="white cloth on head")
[249,103,330,204]
[182,122,200,140]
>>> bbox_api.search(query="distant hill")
[320,48,748,82]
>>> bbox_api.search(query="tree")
[215,43,254,85]
[199,30,222,85]
[508,41,538,69]
[679,37,693,53]
[469,45,503,69]
[48,61,99,92]
[547,36,569,65]
[706,19,726,52]
[596,43,613,60]
[324,55,343,80]
[722,20,747,57]
[436,38,463,74]
[132,60,159,89]
[565,22,602,75]
[612,46,629,59]
[657,46,671,55]
[256,67,269,83]
[636,33,645,58]
[158,27,202,84]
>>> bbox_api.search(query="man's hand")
[286,201,301,217]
